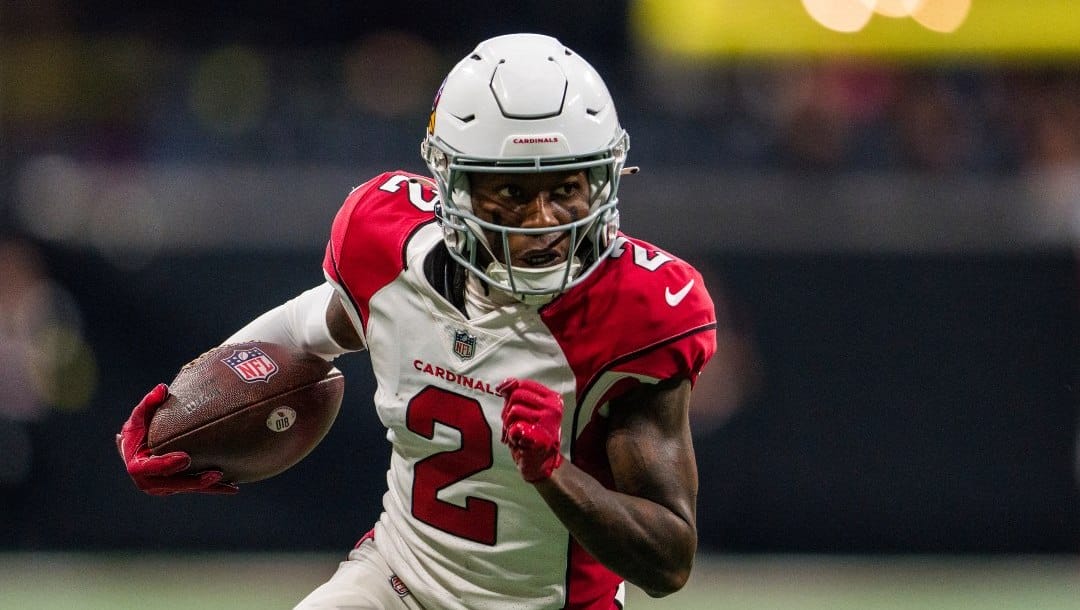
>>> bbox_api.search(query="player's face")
[468,170,591,267]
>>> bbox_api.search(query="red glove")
[116,384,238,496]
[497,378,564,483]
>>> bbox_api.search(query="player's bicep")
[326,292,365,351]
[606,378,698,524]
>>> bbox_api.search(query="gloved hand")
[497,378,564,483]
[116,384,238,496]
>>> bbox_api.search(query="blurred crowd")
[0,238,96,496]
[1,10,1078,176]
[639,59,1080,175]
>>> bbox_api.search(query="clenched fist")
[497,378,564,483]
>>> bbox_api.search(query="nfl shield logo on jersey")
[221,347,279,382]
[452,330,477,360]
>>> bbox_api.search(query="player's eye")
[497,185,522,199]
[552,183,579,198]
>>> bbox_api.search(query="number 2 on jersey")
[406,386,498,545]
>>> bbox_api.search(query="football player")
[117,33,717,609]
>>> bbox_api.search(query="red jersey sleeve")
[322,171,439,331]
[541,234,718,401]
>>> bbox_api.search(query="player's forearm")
[223,282,352,361]
[534,461,696,597]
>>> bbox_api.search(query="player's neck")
[464,272,518,318]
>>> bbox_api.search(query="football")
[147,341,344,483]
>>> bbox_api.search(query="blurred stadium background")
[0,1,1077,608]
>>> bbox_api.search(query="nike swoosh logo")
[665,279,695,307]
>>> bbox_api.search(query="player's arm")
[222,282,363,357]
[501,377,698,597]
[117,282,362,496]
[324,290,364,351]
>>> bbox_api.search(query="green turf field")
[0,552,1077,609]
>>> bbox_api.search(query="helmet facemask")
[420,34,630,305]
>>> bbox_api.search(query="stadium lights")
[802,0,971,34]
[872,0,924,19]
[906,0,972,33]
[801,0,874,33]
[631,0,1079,60]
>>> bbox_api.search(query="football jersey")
[323,171,717,610]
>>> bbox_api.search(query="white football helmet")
[421,33,629,304]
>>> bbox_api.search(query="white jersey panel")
[365,224,579,610]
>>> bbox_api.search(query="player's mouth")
[517,247,563,267]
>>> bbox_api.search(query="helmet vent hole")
[470,54,482,60]
[586,108,600,116]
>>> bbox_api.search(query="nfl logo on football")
[221,347,279,382]
[452,330,477,360]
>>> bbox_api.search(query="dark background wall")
[696,251,1078,553]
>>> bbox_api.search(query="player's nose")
[520,193,561,229]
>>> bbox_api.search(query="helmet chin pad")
[486,258,583,305]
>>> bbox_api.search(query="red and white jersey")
[323,171,717,610]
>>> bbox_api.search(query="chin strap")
[485,258,582,306]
